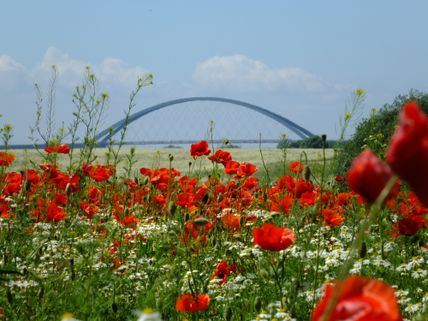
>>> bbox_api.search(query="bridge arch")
[95,97,314,145]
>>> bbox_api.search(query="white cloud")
[194,54,334,93]
[0,54,26,92]
[29,47,86,87]
[97,58,148,88]
[30,47,149,88]
[0,54,24,72]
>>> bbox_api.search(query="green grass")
[8,147,334,178]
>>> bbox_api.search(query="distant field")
[8,147,335,179]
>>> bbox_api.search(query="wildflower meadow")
[0,74,427,321]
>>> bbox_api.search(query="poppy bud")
[70,258,75,281]
[38,286,45,299]
[7,288,13,304]
[304,166,311,181]
[359,241,367,258]
[254,296,262,311]
[321,134,327,142]
[193,217,210,226]
[224,306,232,320]
[167,201,176,216]
[112,303,118,313]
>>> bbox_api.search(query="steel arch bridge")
[95,97,314,146]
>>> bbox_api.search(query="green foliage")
[336,90,428,177]
[278,137,335,149]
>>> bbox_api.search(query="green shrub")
[336,90,428,178]
[277,136,331,149]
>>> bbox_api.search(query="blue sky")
[1,1,428,144]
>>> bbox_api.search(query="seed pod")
[193,217,210,226]
[184,213,190,222]
[112,302,118,313]
[70,258,75,281]
[7,288,13,304]
[304,166,311,181]
[167,201,177,216]
[321,134,327,142]
[38,286,45,299]
[224,306,232,320]
[254,296,262,311]
[359,241,367,258]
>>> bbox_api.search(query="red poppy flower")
[253,223,296,251]
[79,201,99,220]
[295,180,314,198]
[153,194,166,207]
[299,191,317,207]
[208,149,232,165]
[121,215,140,227]
[242,176,259,190]
[22,169,39,184]
[311,275,402,321]
[224,160,240,175]
[46,201,66,222]
[336,192,354,207]
[44,143,70,154]
[83,163,114,182]
[321,208,345,227]
[268,196,294,213]
[277,175,296,194]
[335,175,344,182]
[0,151,15,166]
[2,172,23,195]
[179,176,198,192]
[235,162,257,178]
[289,161,304,173]
[221,213,240,231]
[190,140,211,158]
[211,260,236,285]
[347,149,392,203]
[386,101,428,207]
[176,293,210,312]
[0,197,12,219]
[183,216,214,245]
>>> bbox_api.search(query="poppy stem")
[269,251,287,309]
[320,175,398,321]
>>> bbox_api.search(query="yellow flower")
[61,313,80,321]
[135,308,163,321]
[345,112,352,120]
[355,88,365,96]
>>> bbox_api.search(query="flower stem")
[320,175,398,321]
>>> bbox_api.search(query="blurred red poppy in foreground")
[311,275,402,321]
[395,215,427,236]
[253,223,296,251]
[347,149,392,203]
[176,293,210,312]
[190,140,211,158]
[386,101,428,207]
[0,151,15,166]
[44,143,70,154]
